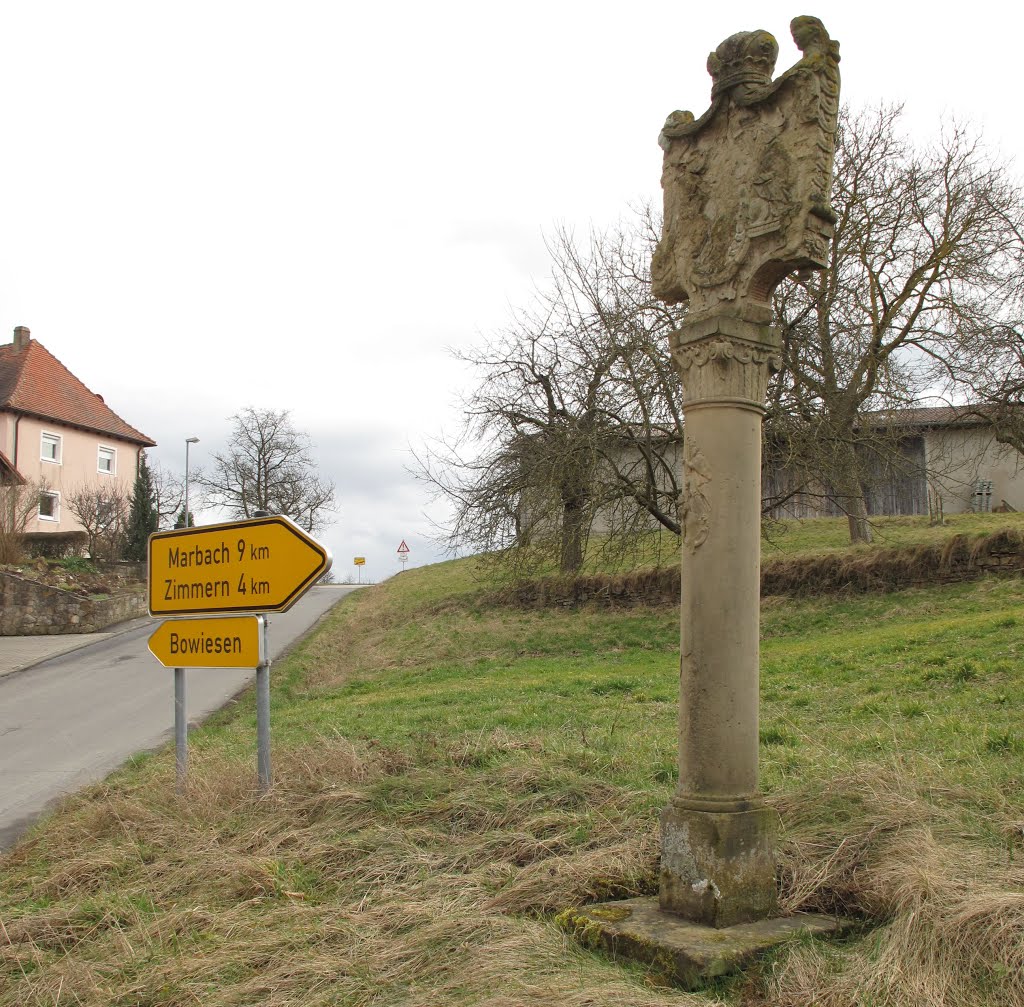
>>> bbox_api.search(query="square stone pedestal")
[660,803,778,926]
[557,897,855,991]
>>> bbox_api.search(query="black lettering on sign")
[167,543,230,568]
[169,631,245,657]
[162,578,231,601]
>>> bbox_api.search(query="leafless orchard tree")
[194,407,336,534]
[945,320,1024,459]
[66,484,130,560]
[414,215,685,574]
[148,460,184,531]
[419,107,1024,566]
[769,105,1024,541]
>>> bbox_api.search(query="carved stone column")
[659,314,781,928]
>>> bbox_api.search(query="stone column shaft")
[659,314,780,927]
[678,402,762,799]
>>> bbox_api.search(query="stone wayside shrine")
[559,16,853,988]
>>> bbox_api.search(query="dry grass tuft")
[486,834,658,914]
[761,763,1024,1006]
[0,733,682,1006]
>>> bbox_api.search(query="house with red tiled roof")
[0,326,156,537]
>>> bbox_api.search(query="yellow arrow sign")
[148,515,332,616]
[148,615,266,668]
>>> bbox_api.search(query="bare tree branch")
[195,407,336,534]
[770,105,1024,541]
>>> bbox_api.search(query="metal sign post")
[174,666,187,793]
[256,617,272,792]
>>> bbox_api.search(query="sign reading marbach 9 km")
[148,515,332,617]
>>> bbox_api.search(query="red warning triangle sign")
[397,540,410,554]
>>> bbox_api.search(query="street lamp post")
[184,437,199,528]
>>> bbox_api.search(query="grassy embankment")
[2,514,1024,1005]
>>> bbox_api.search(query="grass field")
[2,516,1023,1005]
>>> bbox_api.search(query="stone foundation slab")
[557,896,856,991]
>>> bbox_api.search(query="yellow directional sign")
[148,515,332,616]
[354,556,365,566]
[149,616,266,669]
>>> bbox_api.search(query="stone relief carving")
[680,443,711,551]
[652,16,840,325]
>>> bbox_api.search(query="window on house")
[38,491,60,521]
[98,445,116,474]
[41,433,62,463]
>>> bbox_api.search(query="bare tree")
[149,460,184,530]
[195,407,336,533]
[769,105,1024,541]
[943,319,1024,459]
[415,215,685,573]
[0,479,46,563]
[66,484,130,560]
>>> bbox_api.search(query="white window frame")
[98,444,116,475]
[38,490,60,522]
[41,432,62,464]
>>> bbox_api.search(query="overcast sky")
[1,1,1021,580]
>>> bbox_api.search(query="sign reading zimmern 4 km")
[148,515,332,616]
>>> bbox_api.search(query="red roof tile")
[0,337,155,446]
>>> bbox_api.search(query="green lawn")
[2,516,1023,1006]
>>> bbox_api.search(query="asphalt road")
[0,585,359,851]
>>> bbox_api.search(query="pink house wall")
[2,413,141,535]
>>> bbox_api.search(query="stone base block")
[660,802,777,926]
[557,897,855,991]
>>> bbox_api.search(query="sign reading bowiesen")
[149,615,266,669]
[148,515,332,617]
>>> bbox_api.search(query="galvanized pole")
[184,437,198,528]
[173,436,199,795]
[174,665,187,793]
[256,616,272,791]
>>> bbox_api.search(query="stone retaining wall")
[0,571,147,635]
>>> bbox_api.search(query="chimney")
[12,326,30,352]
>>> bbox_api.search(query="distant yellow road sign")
[149,616,266,669]
[354,557,366,566]
[148,515,332,616]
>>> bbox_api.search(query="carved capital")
[670,316,781,409]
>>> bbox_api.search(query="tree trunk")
[833,446,872,543]
[845,500,872,543]
[559,497,587,574]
